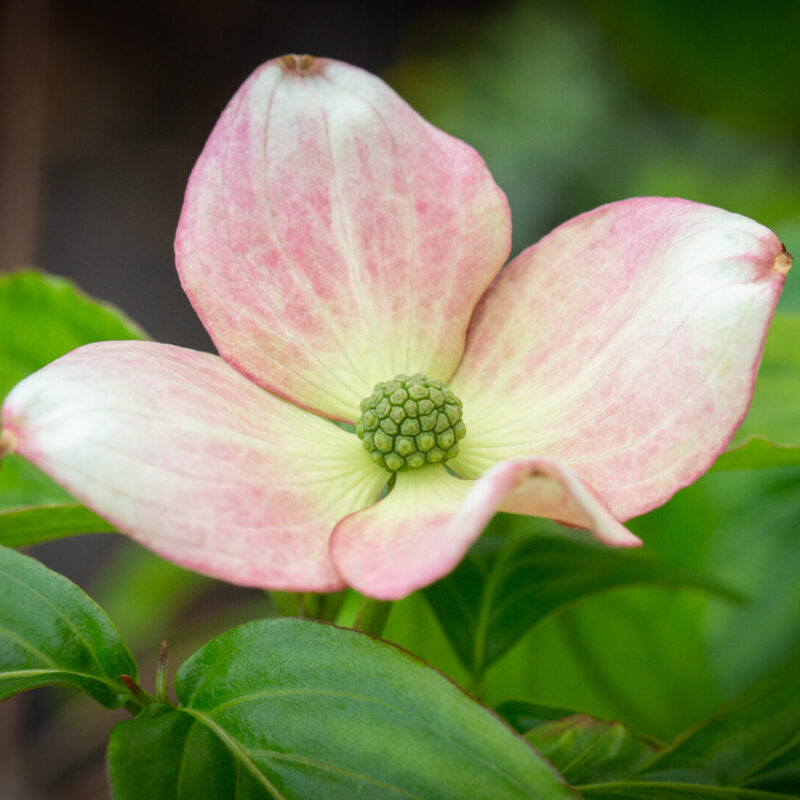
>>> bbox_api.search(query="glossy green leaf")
[526,715,657,786]
[0,503,114,547]
[0,269,146,510]
[108,618,577,800]
[714,314,800,470]
[0,545,136,707]
[424,516,741,681]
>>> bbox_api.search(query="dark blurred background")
[1,0,799,797]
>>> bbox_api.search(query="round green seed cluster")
[355,374,466,472]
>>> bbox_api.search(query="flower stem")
[268,591,304,617]
[269,591,345,621]
[334,589,387,631]
[351,595,393,637]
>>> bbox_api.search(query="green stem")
[155,640,169,704]
[123,698,143,716]
[352,596,393,637]
[269,590,347,621]
[120,674,157,711]
[302,592,321,618]
[268,590,303,617]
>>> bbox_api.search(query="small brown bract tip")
[280,53,317,75]
[120,675,140,693]
[772,248,792,276]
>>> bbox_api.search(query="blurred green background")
[0,0,798,797]
[388,0,800,310]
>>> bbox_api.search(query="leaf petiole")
[120,674,157,710]
[155,640,169,705]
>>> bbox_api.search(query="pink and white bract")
[1,55,790,599]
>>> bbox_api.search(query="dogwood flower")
[0,55,790,600]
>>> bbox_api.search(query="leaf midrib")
[243,747,425,799]
[197,685,542,798]
[0,564,116,679]
[180,707,288,800]
[0,666,124,697]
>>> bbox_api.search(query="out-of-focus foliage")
[512,679,800,797]
[389,466,800,741]
[423,518,740,685]
[632,679,800,794]
[584,0,800,136]
[0,456,71,510]
[384,0,800,743]
[716,313,800,469]
[0,270,146,513]
[91,543,212,653]
[0,270,146,402]
[388,1,800,309]
[525,715,657,787]
[0,504,112,547]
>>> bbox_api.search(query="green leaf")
[474,467,800,741]
[495,693,800,798]
[579,782,791,798]
[0,545,137,707]
[699,471,800,700]
[108,618,578,800]
[713,437,800,471]
[381,589,472,690]
[497,700,586,734]
[424,516,741,681]
[0,503,114,547]
[743,738,800,795]
[483,587,722,743]
[0,454,72,511]
[109,704,271,797]
[633,681,800,791]
[0,269,146,401]
[714,313,800,470]
[0,269,146,511]
[575,681,800,798]
[526,715,657,786]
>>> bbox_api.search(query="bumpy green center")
[355,374,466,472]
